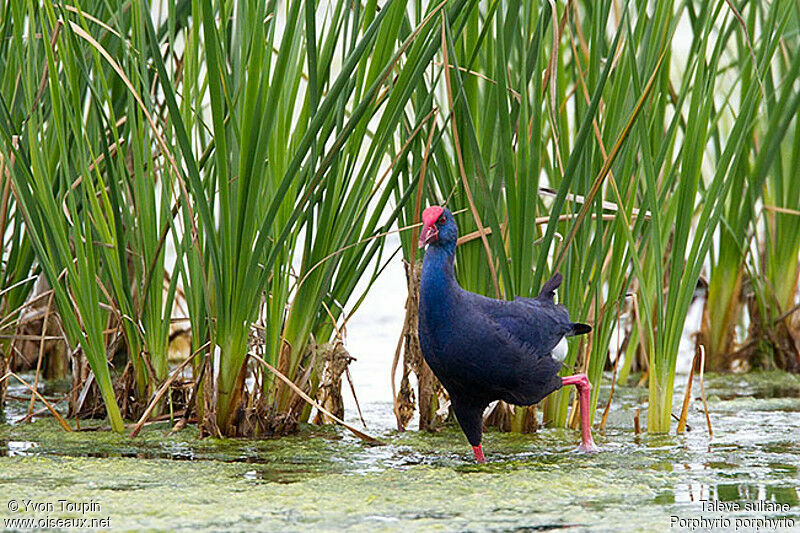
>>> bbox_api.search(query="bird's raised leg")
[472,445,485,463]
[562,374,599,452]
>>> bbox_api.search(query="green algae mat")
[1,372,799,532]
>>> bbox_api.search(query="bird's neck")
[420,243,458,308]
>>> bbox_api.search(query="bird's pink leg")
[562,374,599,452]
[472,445,486,463]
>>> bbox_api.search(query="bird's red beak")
[418,206,444,248]
[418,224,438,248]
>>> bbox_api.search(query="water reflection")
[672,482,798,508]
[3,440,38,456]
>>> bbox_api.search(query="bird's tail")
[537,272,563,301]
[569,322,592,336]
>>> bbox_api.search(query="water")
[1,259,799,531]
[1,371,799,531]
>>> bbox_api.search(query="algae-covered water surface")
[1,372,799,532]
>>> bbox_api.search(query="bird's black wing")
[444,291,564,406]
[463,274,579,358]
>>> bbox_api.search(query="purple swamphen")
[417,206,598,463]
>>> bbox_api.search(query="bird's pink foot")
[472,445,486,463]
[562,373,599,453]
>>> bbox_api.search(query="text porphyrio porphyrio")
[417,206,598,462]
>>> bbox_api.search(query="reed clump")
[392,0,799,435]
[0,0,798,439]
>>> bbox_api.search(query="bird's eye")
[437,215,445,225]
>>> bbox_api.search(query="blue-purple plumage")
[417,208,591,447]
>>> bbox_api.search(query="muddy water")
[1,371,799,532]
